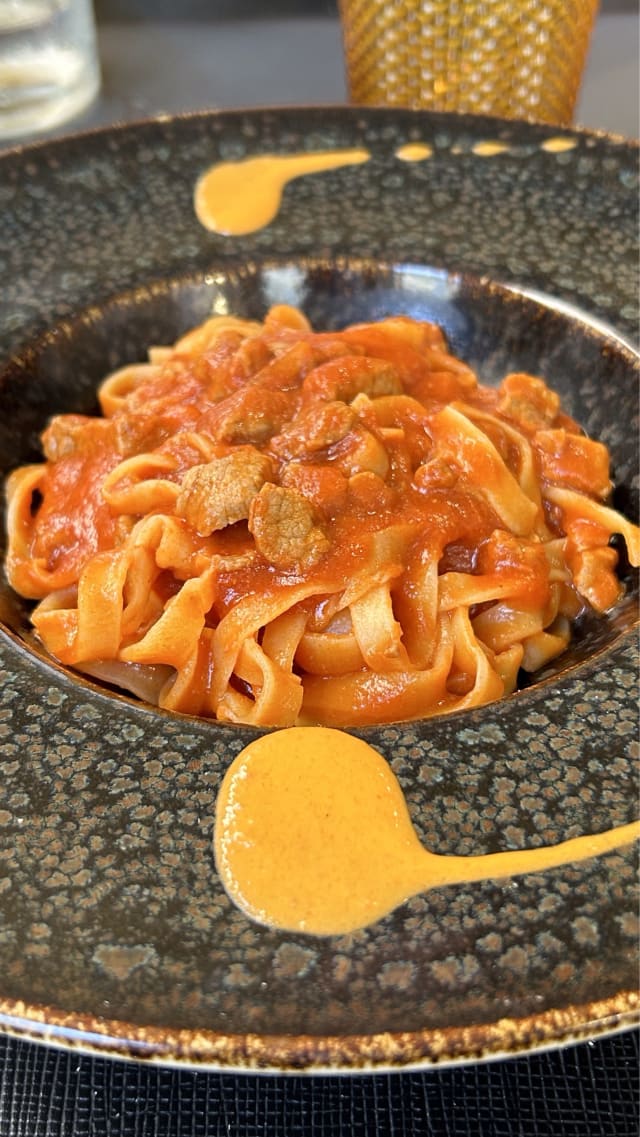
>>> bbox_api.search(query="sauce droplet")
[214,727,640,936]
[540,136,578,153]
[194,149,370,235]
[395,142,434,161]
[472,141,510,157]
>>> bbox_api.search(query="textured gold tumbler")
[338,0,599,125]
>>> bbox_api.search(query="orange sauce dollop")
[194,149,370,235]
[214,728,640,936]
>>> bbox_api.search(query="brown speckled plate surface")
[0,107,638,1071]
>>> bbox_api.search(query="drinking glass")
[338,0,599,125]
[0,0,100,140]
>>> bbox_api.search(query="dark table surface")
[0,11,638,1135]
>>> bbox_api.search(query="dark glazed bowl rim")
[0,107,638,1072]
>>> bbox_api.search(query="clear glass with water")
[0,0,100,140]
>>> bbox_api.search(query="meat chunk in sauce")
[534,428,612,498]
[248,484,329,570]
[302,356,403,404]
[270,401,355,459]
[42,415,114,461]
[176,446,274,535]
[205,386,297,446]
[498,372,560,430]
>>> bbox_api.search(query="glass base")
[0,55,100,139]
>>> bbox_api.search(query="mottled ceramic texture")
[0,108,638,1070]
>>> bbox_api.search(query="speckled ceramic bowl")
[0,108,638,1071]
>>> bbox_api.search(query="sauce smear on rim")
[195,149,370,235]
[214,727,640,935]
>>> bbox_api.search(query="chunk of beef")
[270,401,355,459]
[534,428,612,498]
[176,446,274,535]
[248,484,329,569]
[203,386,298,446]
[498,373,560,430]
[42,415,114,461]
[302,356,402,404]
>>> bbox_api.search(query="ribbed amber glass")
[338,0,599,125]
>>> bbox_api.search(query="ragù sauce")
[214,727,640,936]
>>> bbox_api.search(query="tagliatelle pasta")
[5,306,639,727]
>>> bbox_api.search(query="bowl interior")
[1,258,638,701]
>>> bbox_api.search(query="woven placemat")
[0,1030,638,1136]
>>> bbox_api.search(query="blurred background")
[94,0,637,18]
[83,0,637,140]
